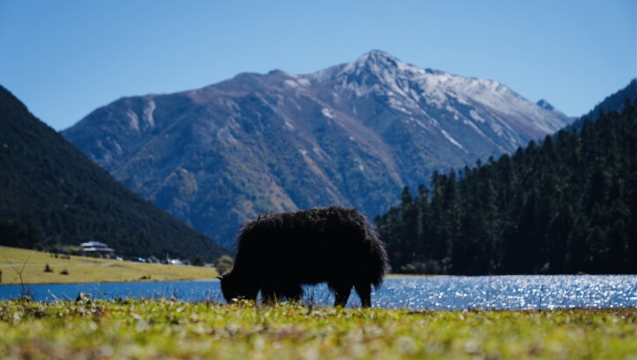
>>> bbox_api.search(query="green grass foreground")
[1,299,637,359]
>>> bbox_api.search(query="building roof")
[80,241,114,252]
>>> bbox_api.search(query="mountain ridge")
[63,50,574,247]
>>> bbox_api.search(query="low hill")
[0,86,229,262]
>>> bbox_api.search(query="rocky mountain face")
[63,50,573,248]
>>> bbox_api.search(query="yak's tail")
[366,224,389,290]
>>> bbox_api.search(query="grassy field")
[3,246,637,358]
[0,246,219,285]
[0,299,636,359]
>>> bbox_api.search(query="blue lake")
[1,275,636,310]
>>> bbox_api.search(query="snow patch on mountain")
[217,127,238,146]
[127,110,139,132]
[440,129,465,151]
[321,108,334,118]
[144,100,156,128]
[285,77,310,88]
[312,147,326,159]
[470,109,485,123]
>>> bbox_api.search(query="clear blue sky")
[1,0,635,131]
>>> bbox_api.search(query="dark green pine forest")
[376,98,637,275]
[0,86,230,261]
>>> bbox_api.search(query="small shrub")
[44,264,53,273]
[192,255,205,267]
[18,287,33,301]
[215,255,234,275]
[75,292,91,303]
[60,269,69,275]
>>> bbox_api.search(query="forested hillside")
[376,99,637,275]
[0,86,229,261]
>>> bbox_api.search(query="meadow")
[1,298,637,359]
[3,246,637,359]
[0,246,218,285]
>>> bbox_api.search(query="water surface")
[1,275,636,310]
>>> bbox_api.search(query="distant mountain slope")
[63,50,573,247]
[584,79,637,119]
[0,85,229,261]
[566,79,637,131]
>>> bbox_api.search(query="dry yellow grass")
[0,246,219,285]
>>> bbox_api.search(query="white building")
[79,241,114,257]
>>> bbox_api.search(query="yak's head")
[217,271,259,304]
[217,272,239,304]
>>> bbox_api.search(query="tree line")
[375,99,637,275]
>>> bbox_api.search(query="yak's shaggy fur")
[219,206,389,307]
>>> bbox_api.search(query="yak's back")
[237,206,369,246]
[233,206,388,288]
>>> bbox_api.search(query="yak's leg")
[260,291,274,305]
[244,284,260,302]
[285,285,303,302]
[260,283,278,305]
[333,286,352,307]
[328,280,352,307]
[354,283,372,308]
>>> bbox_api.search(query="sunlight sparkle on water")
[2,275,636,310]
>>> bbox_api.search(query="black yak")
[218,206,389,307]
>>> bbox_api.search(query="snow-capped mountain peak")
[63,50,574,248]
[341,50,412,75]
[307,51,572,144]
